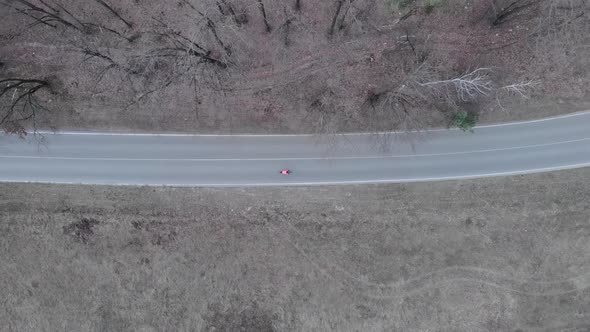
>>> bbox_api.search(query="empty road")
[0,111,589,186]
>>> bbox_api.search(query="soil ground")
[1,168,589,331]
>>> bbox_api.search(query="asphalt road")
[1,112,589,186]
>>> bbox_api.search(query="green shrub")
[452,111,478,132]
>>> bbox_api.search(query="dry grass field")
[1,168,589,331]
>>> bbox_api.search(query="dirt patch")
[204,302,275,332]
[62,217,100,243]
[0,168,589,330]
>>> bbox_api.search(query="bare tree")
[93,0,132,28]
[328,0,373,37]
[4,0,134,41]
[277,7,296,47]
[499,80,540,98]
[257,0,272,32]
[364,67,434,133]
[151,18,228,68]
[216,0,248,25]
[368,88,430,132]
[495,80,540,110]
[181,0,232,56]
[4,0,87,32]
[77,45,125,89]
[417,68,494,104]
[328,0,345,36]
[0,78,51,136]
[488,0,536,26]
[336,0,354,32]
[534,0,587,42]
[364,65,495,133]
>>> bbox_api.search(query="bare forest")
[0,0,588,135]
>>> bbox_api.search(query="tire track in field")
[275,214,590,299]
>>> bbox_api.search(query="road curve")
[0,111,589,186]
